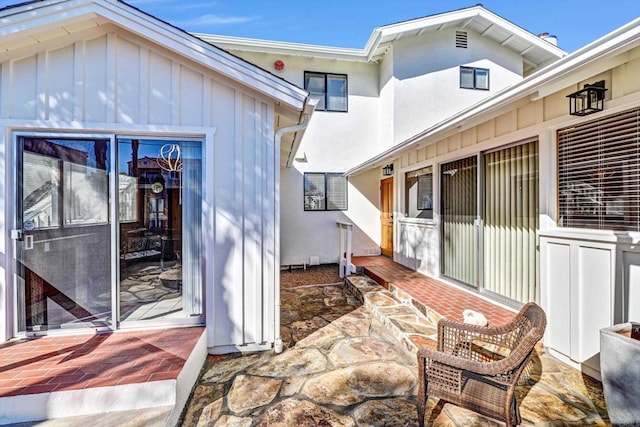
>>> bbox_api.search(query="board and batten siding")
[0,28,278,351]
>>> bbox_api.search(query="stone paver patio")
[181,276,610,426]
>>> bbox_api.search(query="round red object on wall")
[274,59,285,71]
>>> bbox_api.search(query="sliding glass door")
[483,141,539,303]
[117,138,203,325]
[14,135,204,335]
[441,156,478,287]
[15,137,113,332]
[440,141,539,304]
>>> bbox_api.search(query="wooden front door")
[380,177,394,258]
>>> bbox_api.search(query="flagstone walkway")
[181,277,610,426]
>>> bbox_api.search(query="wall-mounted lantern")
[382,164,394,176]
[566,80,607,116]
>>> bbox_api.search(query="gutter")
[272,99,315,354]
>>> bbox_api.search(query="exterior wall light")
[382,164,394,176]
[567,80,607,116]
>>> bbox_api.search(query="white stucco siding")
[392,28,523,144]
[379,48,395,151]
[280,167,380,266]
[0,27,282,352]
[221,51,382,166]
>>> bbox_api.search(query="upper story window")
[558,107,640,231]
[304,172,348,211]
[405,166,433,219]
[304,72,348,112]
[460,66,489,90]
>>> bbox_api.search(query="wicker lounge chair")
[417,302,546,426]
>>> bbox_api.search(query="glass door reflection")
[16,137,112,332]
[117,138,202,323]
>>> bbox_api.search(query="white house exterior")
[198,6,565,267]
[200,7,640,379]
[2,0,639,399]
[0,0,313,356]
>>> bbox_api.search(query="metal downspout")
[273,112,311,353]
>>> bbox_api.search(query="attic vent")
[455,31,468,48]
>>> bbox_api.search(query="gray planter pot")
[600,323,640,426]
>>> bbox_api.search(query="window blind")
[558,107,640,231]
[326,173,348,210]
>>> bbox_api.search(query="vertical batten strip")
[139,48,149,125]
[105,33,116,123]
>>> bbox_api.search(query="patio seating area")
[181,259,609,426]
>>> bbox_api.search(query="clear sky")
[1,0,639,53]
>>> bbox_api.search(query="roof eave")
[0,0,309,111]
[346,17,640,176]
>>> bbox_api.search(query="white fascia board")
[194,33,369,63]
[346,18,640,176]
[366,6,565,64]
[0,0,308,111]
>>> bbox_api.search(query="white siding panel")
[115,38,140,124]
[545,242,572,358]
[148,52,172,125]
[242,95,260,344]
[180,66,203,126]
[262,101,275,343]
[84,36,108,122]
[623,250,640,322]
[48,45,75,122]
[398,222,438,277]
[212,81,239,346]
[577,246,612,363]
[11,55,37,119]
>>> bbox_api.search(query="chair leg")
[417,358,427,427]
[506,394,520,426]
[417,399,426,427]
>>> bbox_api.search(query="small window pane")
[304,73,326,111]
[460,67,474,89]
[475,68,489,89]
[304,173,326,211]
[327,74,347,112]
[405,166,433,219]
[326,173,348,210]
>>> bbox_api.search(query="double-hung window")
[304,172,348,211]
[460,66,489,90]
[304,72,348,112]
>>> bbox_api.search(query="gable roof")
[195,5,566,70]
[0,0,309,111]
[345,15,640,176]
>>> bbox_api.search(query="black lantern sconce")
[566,80,607,116]
[382,164,394,176]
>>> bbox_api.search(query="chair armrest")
[417,341,534,379]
